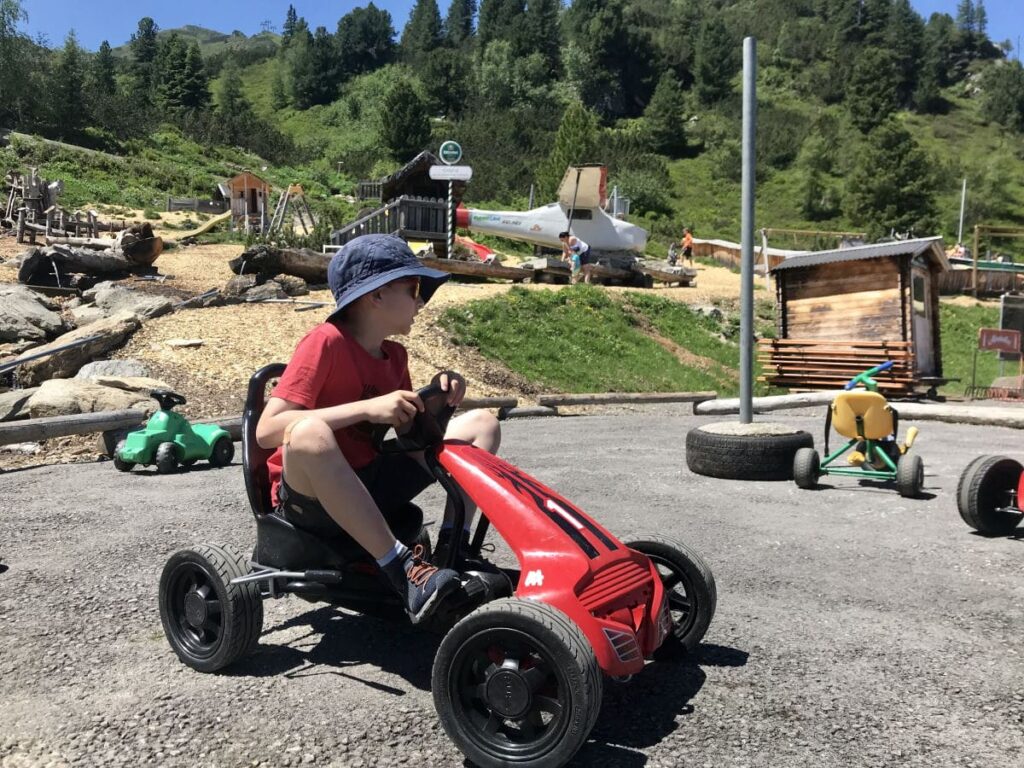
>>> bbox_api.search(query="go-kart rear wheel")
[896,452,924,498]
[432,598,602,768]
[155,442,178,474]
[112,439,135,472]
[957,455,1024,534]
[627,535,717,659]
[208,436,235,467]
[793,447,820,489]
[159,544,263,672]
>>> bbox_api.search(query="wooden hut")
[758,237,950,396]
[217,171,271,230]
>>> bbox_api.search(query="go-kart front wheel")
[957,455,1024,535]
[627,535,717,659]
[896,452,924,498]
[793,447,821,490]
[432,598,602,768]
[208,436,234,467]
[159,544,263,673]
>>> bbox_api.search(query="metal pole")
[740,37,757,424]
[447,180,454,258]
[957,177,967,244]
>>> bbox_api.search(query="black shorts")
[682,246,693,258]
[277,452,435,537]
[580,249,597,265]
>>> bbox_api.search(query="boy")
[559,230,594,284]
[256,234,502,624]
[681,227,694,265]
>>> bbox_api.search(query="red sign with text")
[978,327,1021,354]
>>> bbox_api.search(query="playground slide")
[178,211,231,241]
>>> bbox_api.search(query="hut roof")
[771,237,948,273]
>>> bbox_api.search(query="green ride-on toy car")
[113,390,234,474]
[792,362,924,498]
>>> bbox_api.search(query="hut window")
[912,274,926,316]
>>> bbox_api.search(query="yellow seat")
[830,391,894,440]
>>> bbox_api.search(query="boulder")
[75,359,150,379]
[82,281,173,320]
[224,274,258,296]
[70,305,108,328]
[14,311,141,385]
[26,376,170,418]
[0,284,67,342]
[0,387,39,421]
[244,281,288,302]
[276,274,309,296]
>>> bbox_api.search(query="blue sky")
[17,0,1023,57]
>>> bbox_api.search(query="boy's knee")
[284,417,339,457]
[456,409,501,450]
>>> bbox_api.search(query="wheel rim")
[165,561,224,660]
[647,553,698,642]
[448,627,572,761]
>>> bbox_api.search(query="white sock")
[375,540,408,568]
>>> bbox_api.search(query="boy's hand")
[365,390,423,427]
[432,370,466,407]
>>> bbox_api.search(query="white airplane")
[455,165,648,253]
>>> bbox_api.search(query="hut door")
[911,268,933,374]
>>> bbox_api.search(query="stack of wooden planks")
[757,338,916,394]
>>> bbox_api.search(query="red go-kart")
[957,455,1024,535]
[157,364,717,768]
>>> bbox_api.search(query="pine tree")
[129,16,159,92]
[444,0,475,47]
[536,101,599,199]
[401,0,443,62]
[336,3,396,79]
[643,72,686,156]
[843,119,938,238]
[980,60,1024,132]
[380,80,432,160]
[154,33,188,112]
[216,60,249,144]
[422,47,471,117]
[846,46,900,132]
[180,41,209,111]
[51,31,87,137]
[694,16,735,106]
[974,0,987,38]
[524,0,560,73]
[885,0,925,108]
[478,0,524,51]
[287,20,317,109]
[91,40,116,95]
[310,25,339,105]
[282,5,298,47]
[271,64,288,109]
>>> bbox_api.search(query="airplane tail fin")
[557,165,607,213]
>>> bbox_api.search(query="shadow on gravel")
[969,529,1024,542]
[224,606,435,692]
[569,643,749,767]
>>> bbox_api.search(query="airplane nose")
[455,205,470,228]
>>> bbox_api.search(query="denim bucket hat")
[326,234,449,320]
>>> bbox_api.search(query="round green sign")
[439,140,462,165]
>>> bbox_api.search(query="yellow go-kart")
[793,362,924,498]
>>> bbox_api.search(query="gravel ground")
[1,407,1023,768]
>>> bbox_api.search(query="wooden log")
[460,396,518,409]
[418,256,529,282]
[695,391,841,415]
[0,409,146,445]
[45,235,118,250]
[17,245,136,282]
[230,245,330,283]
[536,391,717,407]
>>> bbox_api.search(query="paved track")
[1,406,1022,767]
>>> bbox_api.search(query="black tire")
[626,536,717,659]
[686,426,813,481]
[896,452,924,498]
[155,442,178,474]
[208,436,234,467]
[159,543,263,672]
[432,598,602,768]
[793,447,820,490]
[112,439,135,472]
[957,455,1024,534]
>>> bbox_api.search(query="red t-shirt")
[266,322,412,505]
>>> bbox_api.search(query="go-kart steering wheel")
[151,389,187,411]
[371,384,456,454]
[844,361,894,392]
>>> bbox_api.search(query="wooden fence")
[166,198,229,214]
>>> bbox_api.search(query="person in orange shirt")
[681,227,694,266]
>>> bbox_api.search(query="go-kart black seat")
[242,363,424,570]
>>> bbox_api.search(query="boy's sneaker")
[382,545,460,624]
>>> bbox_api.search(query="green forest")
[1,0,1023,254]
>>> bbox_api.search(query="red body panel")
[438,442,669,677]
